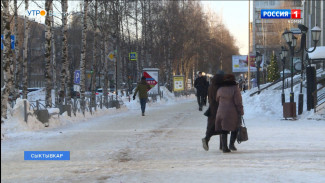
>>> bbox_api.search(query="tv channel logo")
[27,10,47,17]
[261,9,301,19]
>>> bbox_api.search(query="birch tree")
[44,0,53,107]
[1,0,14,120]
[13,0,21,101]
[22,0,30,99]
[60,0,68,104]
[90,0,98,109]
[80,0,89,114]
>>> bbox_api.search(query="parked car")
[96,88,110,96]
[27,88,42,93]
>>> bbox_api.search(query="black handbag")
[237,116,248,144]
[203,106,211,117]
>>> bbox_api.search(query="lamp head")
[282,29,293,45]
[311,25,322,42]
[298,24,308,34]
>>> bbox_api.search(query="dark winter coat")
[215,74,244,132]
[194,76,208,96]
[207,74,224,135]
[134,80,151,99]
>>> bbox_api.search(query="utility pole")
[247,0,251,89]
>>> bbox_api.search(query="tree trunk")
[22,0,30,99]
[80,0,89,114]
[1,0,14,120]
[45,0,53,108]
[60,0,68,104]
[91,0,98,110]
[13,0,21,102]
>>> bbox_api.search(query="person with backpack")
[133,76,151,116]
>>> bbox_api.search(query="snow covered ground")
[1,84,325,183]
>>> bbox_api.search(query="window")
[270,0,275,6]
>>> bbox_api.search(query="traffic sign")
[129,52,137,61]
[11,35,15,49]
[74,70,80,84]
[108,52,115,61]
[1,35,15,50]
[1,35,3,50]
[143,71,158,91]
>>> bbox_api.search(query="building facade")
[252,0,302,64]
[302,0,325,48]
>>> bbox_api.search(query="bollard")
[36,100,39,111]
[100,95,103,109]
[129,95,130,102]
[24,100,28,123]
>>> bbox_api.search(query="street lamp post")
[295,24,322,114]
[280,46,288,105]
[255,52,262,94]
[282,29,297,103]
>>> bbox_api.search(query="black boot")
[202,137,209,151]
[222,134,230,153]
[229,131,237,151]
[219,135,222,150]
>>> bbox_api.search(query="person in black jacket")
[202,71,224,151]
[194,72,208,111]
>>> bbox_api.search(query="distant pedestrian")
[202,70,224,151]
[202,76,209,106]
[133,76,151,116]
[194,72,209,111]
[215,74,244,153]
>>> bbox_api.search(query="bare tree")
[13,0,21,101]
[90,0,98,109]
[80,0,89,114]
[1,0,14,120]
[60,0,68,104]
[22,0,30,99]
[44,0,53,107]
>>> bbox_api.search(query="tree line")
[1,0,239,120]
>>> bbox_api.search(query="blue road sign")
[129,52,137,61]
[1,35,15,50]
[74,70,80,84]
[11,35,15,49]
[1,35,3,50]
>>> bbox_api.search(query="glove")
[133,96,136,100]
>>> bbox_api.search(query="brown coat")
[215,82,244,132]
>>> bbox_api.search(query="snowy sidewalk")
[1,99,325,183]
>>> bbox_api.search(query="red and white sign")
[143,68,159,94]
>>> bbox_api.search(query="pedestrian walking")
[202,70,224,151]
[202,75,209,106]
[133,76,151,116]
[215,74,244,153]
[194,72,208,111]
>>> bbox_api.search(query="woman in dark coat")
[202,71,224,151]
[215,74,244,153]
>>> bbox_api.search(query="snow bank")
[243,68,324,120]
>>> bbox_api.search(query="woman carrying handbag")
[215,74,244,153]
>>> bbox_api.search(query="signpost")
[1,35,15,50]
[173,75,185,92]
[108,52,115,61]
[129,52,137,61]
[74,70,80,84]
[142,68,159,95]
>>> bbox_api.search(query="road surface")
[1,100,325,183]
